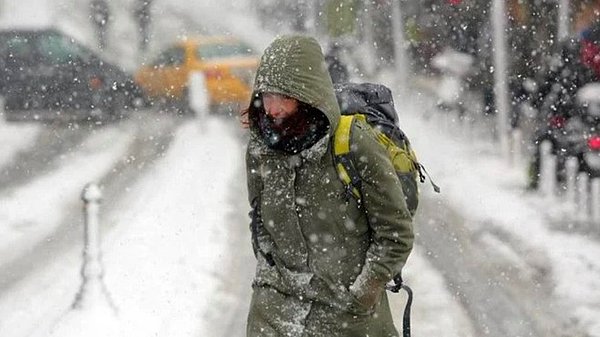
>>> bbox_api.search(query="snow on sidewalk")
[0,121,39,169]
[43,117,243,337]
[398,85,600,336]
[0,124,135,267]
[394,247,476,337]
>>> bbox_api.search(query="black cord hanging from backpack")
[417,163,441,193]
[400,284,413,337]
[386,274,413,337]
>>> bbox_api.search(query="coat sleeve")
[347,120,414,305]
[246,144,263,206]
[246,145,275,258]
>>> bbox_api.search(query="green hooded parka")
[245,35,414,337]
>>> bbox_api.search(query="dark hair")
[236,93,262,130]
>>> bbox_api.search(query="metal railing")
[539,141,600,224]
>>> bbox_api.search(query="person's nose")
[267,107,283,118]
[265,99,283,118]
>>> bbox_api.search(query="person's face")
[263,93,299,121]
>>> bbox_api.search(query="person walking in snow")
[133,0,153,51]
[244,35,414,337]
[90,0,110,49]
[325,43,349,83]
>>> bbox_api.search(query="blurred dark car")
[0,28,144,122]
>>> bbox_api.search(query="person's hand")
[347,279,383,314]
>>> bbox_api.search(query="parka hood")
[250,35,340,135]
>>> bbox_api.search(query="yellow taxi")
[134,35,259,111]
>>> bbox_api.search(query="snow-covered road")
[0,113,245,337]
[401,85,600,336]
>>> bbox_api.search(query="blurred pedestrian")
[133,0,153,50]
[580,19,600,79]
[243,35,414,337]
[90,0,110,49]
[324,43,349,83]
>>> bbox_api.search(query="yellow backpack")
[332,83,439,216]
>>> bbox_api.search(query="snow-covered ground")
[1,0,599,336]
[41,118,245,337]
[0,123,135,267]
[397,84,600,336]
[0,119,39,168]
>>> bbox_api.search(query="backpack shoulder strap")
[334,115,354,155]
[334,114,369,155]
[333,114,363,201]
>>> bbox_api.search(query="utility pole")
[491,0,511,159]
[558,0,570,41]
[361,0,377,76]
[304,0,319,35]
[391,0,408,91]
